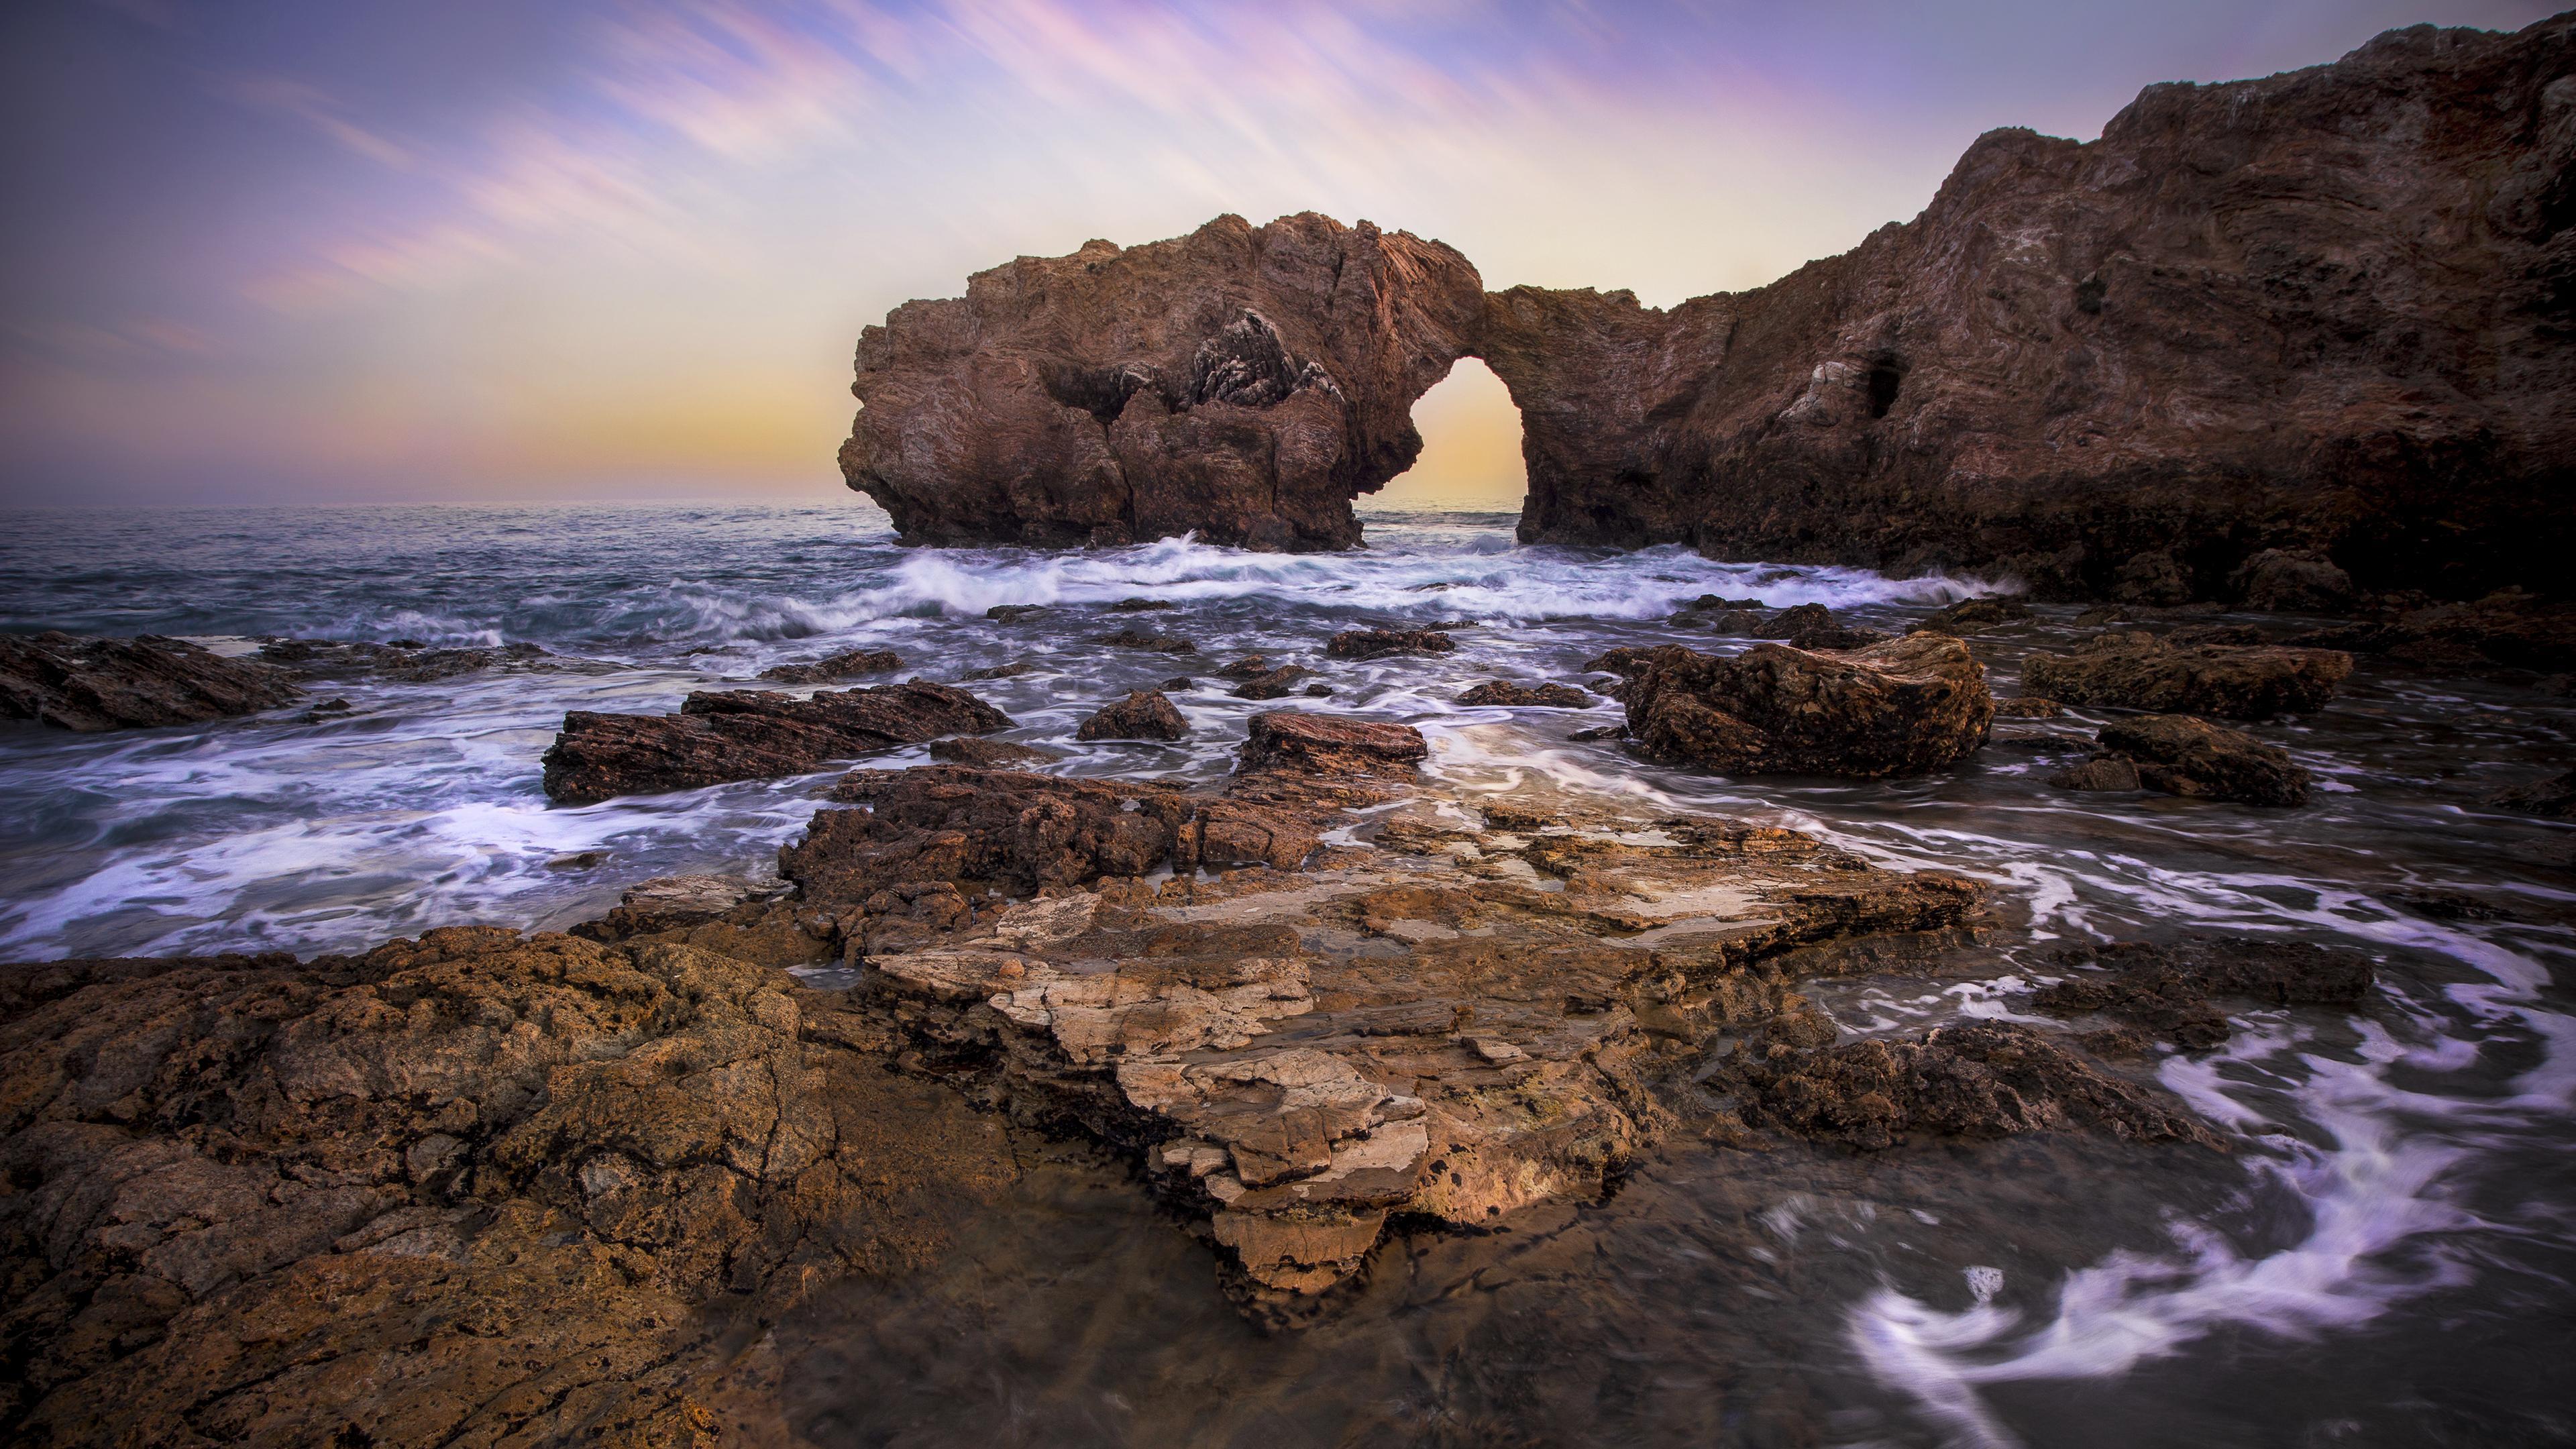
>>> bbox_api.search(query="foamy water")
[3,499,2570,1444]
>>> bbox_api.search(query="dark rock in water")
[1097,626,1197,655]
[928,735,1063,768]
[788,769,1200,901]
[1077,688,1189,741]
[2021,631,2351,720]
[759,647,902,683]
[1302,683,1334,697]
[840,213,1485,551]
[1458,680,1594,708]
[1750,602,1886,651]
[2490,768,2576,818]
[963,659,1038,680]
[1110,597,1175,611]
[1229,664,1316,700]
[1917,598,2033,634]
[1327,627,1456,659]
[1161,675,1196,690]
[1621,633,1993,777]
[578,873,782,938]
[2290,588,2576,674]
[2231,549,2356,612]
[541,681,1011,802]
[1682,607,1766,634]
[2049,755,2143,793]
[0,631,301,731]
[547,849,610,870]
[1568,722,1628,741]
[1216,654,1275,680]
[2029,937,2376,1049]
[1992,696,2064,718]
[1725,1021,2217,1152]
[986,604,1046,622]
[2089,714,2312,806]
[2387,887,2512,922]
[1238,709,1429,780]
[1479,17,2576,600]
[258,637,547,684]
[1687,594,1765,610]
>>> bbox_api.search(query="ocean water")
[3,500,2571,1446]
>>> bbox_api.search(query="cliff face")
[843,16,2575,598]
[1483,16,2576,598]
[839,212,1485,551]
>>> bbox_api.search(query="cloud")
[223,76,416,170]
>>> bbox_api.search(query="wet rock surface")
[2491,767,2576,819]
[1618,632,1994,777]
[758,647,903,683]
[541,682,1012,803]
[1076,688,1191,741]
[2027,938,2377,1049]
[258,637,553,684]
[2290,588,2576,674]
[1458,680,1595,708]
[2022,631,2352,720]
[928,735,1063,768]
[1,633,301,732]
[2084,714,2312,806]
[1098,626,1197,655]
[1326,627,1456,659]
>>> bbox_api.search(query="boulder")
[1,631,300,731]
[2088,714,2312,806]
[1917,598,2033,633]
[1326,628,1456,659]
[2021,631,2351,719]
[1622,633,1994,777]
[759,647,902,683]
[1458,681,1594,708]
[2049,755,2143,793]
[1076,688,1189,741]
[839,213,1485,550]
[1228,664,1316,700]
[1993,696,2064,718]
[929,735,1063,767]
[1237,710,1430,779]
[1097,626,1196,655]
[2229,549,2356,612]
[541,682,1011,802]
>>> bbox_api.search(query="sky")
[0,0,2560,511]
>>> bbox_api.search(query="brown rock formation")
[1075,688,1190,741]
[759,647,902,683]
[839,213,1485,550]
[2029,937,2377,1048]
[1482,15,2576,599]
[1458,681,1595,708]
[1617,633,1994,777]
[541,682,1011,803]
[2022,631,2352,719]
[2084,713,2313,806]
[1,632,300,732]
[1326,627,1456,659]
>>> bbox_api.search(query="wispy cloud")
[223,76,416,170]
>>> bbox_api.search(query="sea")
[2,498,2570,1447]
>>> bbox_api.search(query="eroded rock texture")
[839,212,1485,550]
[1613,633,1994,777]
[1,633,301,732]
[1484,15,2576,598]
[542,682,1011,803]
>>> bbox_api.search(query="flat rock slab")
[1,631,301,731]
[541,681,1010,802]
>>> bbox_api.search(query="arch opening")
[1365,357,1526,515]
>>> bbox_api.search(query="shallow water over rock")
[3,501,2571,1445]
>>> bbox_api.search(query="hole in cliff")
[1368,358,1526,514]
[1866,360,1906,420]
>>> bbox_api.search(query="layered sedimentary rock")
[1484,15,2576,599]
[839,212,1485,550]
[542,682,1010,803]
[1,632,300,731]
[1610,633,1994,777]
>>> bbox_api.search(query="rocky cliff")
[839,212,1485,551]
[1485,14,2576,598]
[843,15,2574,600]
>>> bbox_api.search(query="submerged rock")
[1097,626,1197,655]
[1917,598,2033,634]
[2089,714,2312,806]
[928,735,1063,767]
[1326,627,1456,659]
[1619,633,1994,777]
[759,647,902,683]
[2290,588,2576,674]
[1229,664,1316,700]
[258,637,549,684]
[541,681,1011,802]
[2490,768,2576,819]
[1458,680,1595,708]
[1,631,301,732]
[1077,688,1190,741]
[2028,937,2377,1048]
[2021,631,2351,720]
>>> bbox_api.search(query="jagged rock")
[759,647,902,683]
[1326,627,1456,659]
[1236,710,1429,780]
[2230,549,2357,612]
[1619,633,1994,777]
[2491,767,2576,818]
[0,930,1018,1445]
[1216,654,1275,680]
[1479,16,2576,599]
[1724,1022,2218,1152]
[928,735,1063,767]
[257,637,549,684]
[963,660,1038,680]
[2049,755,2143,792]
[839,213,1485,550]
[1229,664,1317,700]
[1110,598,1173,612]
[1,632,300,732]
[985,604,1046,622]
[785,769,1201,903]
[2021,631,2351,720]
[1097,626,1197,655]
[1458,681,1595,708]
[1076,689,1189,741]
[541,682,1011,803]
[1751,603,1885,650]
[1917,598,2034,633]
[1993,696,2065,718]
[2290,588,2576,673]
[2028,937,2376,1048]
[2086,714,2312,806]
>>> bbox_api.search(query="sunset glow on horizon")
[1,0,2557,509]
